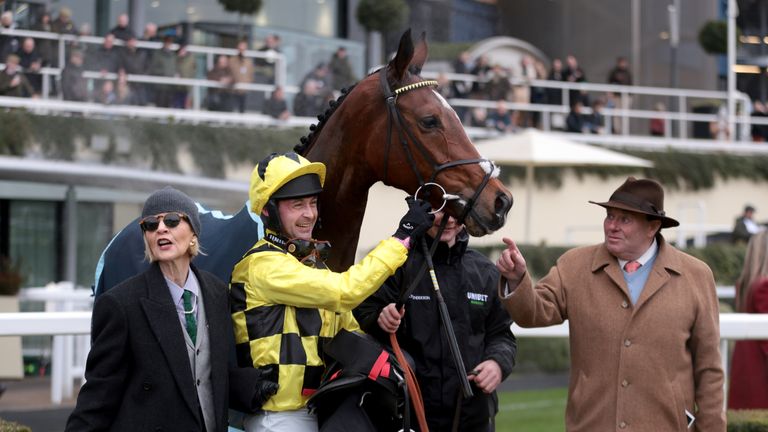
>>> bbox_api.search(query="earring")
[190,240,196,246]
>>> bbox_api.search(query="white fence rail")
[0,306,760,405]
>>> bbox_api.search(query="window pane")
[10,201,58,288]
[76,202,113,289]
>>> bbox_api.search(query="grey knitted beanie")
[141,186,201,236]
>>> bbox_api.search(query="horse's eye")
[420,116,440,129]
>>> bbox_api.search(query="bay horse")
[94,30,512,292]
[296,29,513,271]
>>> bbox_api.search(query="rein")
[378,69,497,231]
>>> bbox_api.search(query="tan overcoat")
[500,236,725,431]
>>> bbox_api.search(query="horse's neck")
[310,118,377,272]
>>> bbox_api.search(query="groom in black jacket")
[355,210,517,432]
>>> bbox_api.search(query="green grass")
[496,388,568,432]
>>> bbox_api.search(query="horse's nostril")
[495,193,513,215]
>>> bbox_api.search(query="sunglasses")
[139,212,189,232]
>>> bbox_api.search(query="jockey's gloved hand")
[252,379,279,410]
[393,197,434,241]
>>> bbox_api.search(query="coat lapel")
[634,236,682,310]
[592,245,630,299]
[194,265,229,424]
[139,263,201,420]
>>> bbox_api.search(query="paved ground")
[0,372,569,431]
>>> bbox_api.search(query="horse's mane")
[293,84,358,156]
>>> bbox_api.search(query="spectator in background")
[607,56,632,86]
[140,22,159,66]
[206,55,234,112]
[61,50,88,102]
[147,35,177,107]
[229,39,255,113]
[733,204,763,244]
[488,100,514,133]
[142,22,159,42]
[301,62,331,97]
[470,105,488,128]
[587,98,606,134]
[51,7,77,35]
[564,54,587,105]
[32,12,57,67]
[114,70,136,105]
[174,43,196,109]
[262,85,290,120]
[451,51,473,98]
[470,54,491,95]
[0,11,19,63]
[95,79,117,105]
[0,54,35,97]
[435,72,453,100]
[120,36,147,104]
[293,79,324,117]
[451,51,473,122]
[110,13,135,41]
[90,33,121,74]
[485,64,511,101]
[751,100,767,142]
[18,38,43,95]
[728,230,768,409]
[328,46,356,91]
[514,55,537,128]
[546,58,565,105]
[649,102,666,137]
[254,33,281,84]
[566,100,586,133]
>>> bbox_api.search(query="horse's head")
[370,30,513,236]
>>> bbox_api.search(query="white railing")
[0,309,759,405]
[17,283,93,404]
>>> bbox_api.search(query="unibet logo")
[467,292,488,305]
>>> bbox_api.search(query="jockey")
[229,152,434,432]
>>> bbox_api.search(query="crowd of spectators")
[0,8,358,119]
[3,7,768,142]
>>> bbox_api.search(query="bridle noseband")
[378,69,498,230]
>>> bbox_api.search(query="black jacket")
[66,263,265,431]
[354,231,516,432]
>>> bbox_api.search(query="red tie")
[624,260,641,273]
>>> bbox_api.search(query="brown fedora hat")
[589,176,679,228]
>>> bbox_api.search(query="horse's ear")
[409,32,428,75]
[389,29,414,83]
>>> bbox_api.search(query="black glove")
[228,367,279,413]
[393,197,435,241]
[252,379,279,411]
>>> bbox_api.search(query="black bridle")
[378,69,498,231]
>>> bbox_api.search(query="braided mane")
[293,84,358,156]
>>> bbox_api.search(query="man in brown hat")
[495,177,725,431]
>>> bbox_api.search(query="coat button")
[621,300,629,308]
[624,339,631,347]
[619,421,627,428]
[196,348,200,355]
[621,379,629,387]
[142,382,152,391]
[196,379,201,386]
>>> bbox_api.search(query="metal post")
[631,0,641,86]
[727,0,738,142]
[193,84,201,111]
[128,0,146,40]
[668,1,680,136]
[64,186,77,285]
[721,338,729,408]
[42,74,50,99]
[679,95,687,138]
[525,164,533,243]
